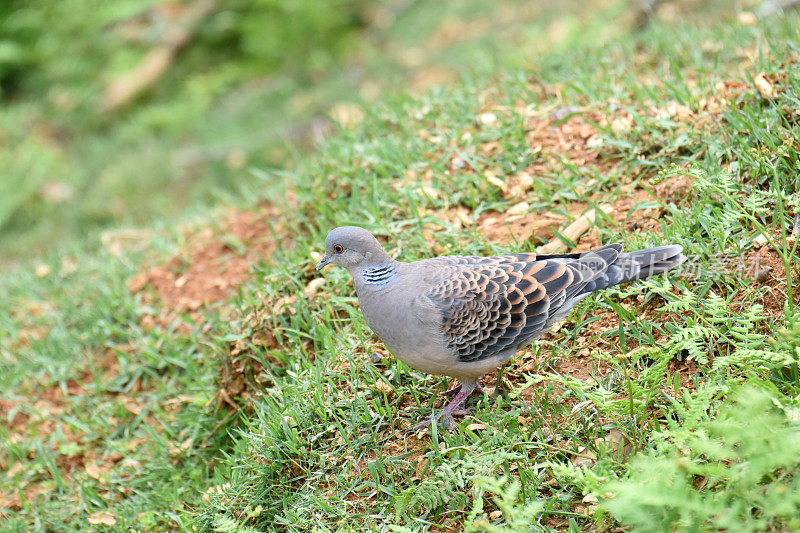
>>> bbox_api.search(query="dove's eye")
[333,244,344,254]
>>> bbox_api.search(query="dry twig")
[98,0,217,113]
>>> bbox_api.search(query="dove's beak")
[316,255,332,271]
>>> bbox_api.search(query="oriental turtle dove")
[316,226,685,430]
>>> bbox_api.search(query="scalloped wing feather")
[424,245,621,362]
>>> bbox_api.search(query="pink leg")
[443,380,486,397]
[414,380,478,432]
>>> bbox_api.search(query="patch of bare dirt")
[478,207,576,247]
[654,173,695,202]
[524,111,609,170]
[607,187,664,235]
[471,109,616,204]
[0,399,30,431]
[126,207,283,412]
[476,186,664,250]
[128,208,277,317]
[736,243,797,320]
[667,359,700,393]
[0,485,49,513]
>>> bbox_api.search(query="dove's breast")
[354,262,507,380]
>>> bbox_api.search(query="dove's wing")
[423,245,622,362]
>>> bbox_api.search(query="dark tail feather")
[582,244,685,293]
[619,245,686,281]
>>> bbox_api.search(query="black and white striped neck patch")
[361,264,398,288]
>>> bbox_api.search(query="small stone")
[549,106,579,121]
[478,112,498,125]
[374,380,393,394]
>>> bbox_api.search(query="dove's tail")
[582,244,686,294]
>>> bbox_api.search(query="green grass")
[3,2,800,531]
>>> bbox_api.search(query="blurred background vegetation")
[0,0,749,267]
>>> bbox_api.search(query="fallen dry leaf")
[85,463,102,480]
[40,181,75,203]
[272,295,298,316]
[572,445,597,467]
[754,73,775,98]
[121,397,144,416]
[582,493,599,506]
[602,428,634,458]
[101,229,152,257]
[416,184,439,200]
[506,201,529,217]
[537,204,613,254]
[304,277,327,298]
[504,170,533,198]
[738,11,757,25]
[170,437,193,456]
[484,171,506,190]
[87,511,117,526]
[610,114,633,133]
[374,380,393,395]
[479,141,501,157]
[121,458,142,470]
[666,99,692,119]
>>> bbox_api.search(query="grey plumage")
[316,226,686,429]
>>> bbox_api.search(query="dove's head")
[316,226,392,272]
